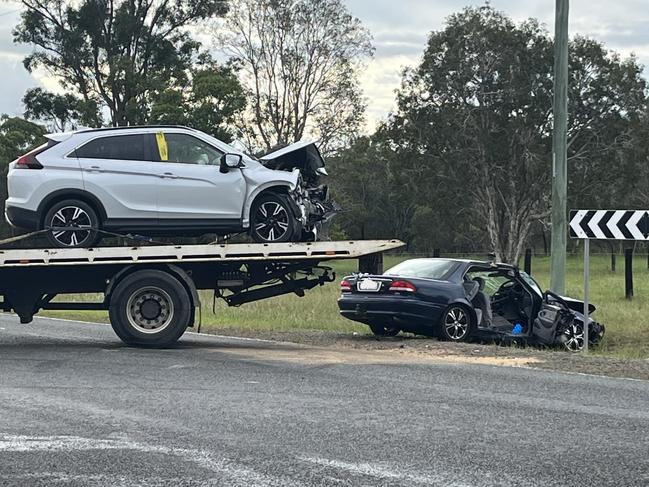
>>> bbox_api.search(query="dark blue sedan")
[338,258,604,352]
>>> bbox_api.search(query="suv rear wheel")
[249,193,298,243]
[43,199,101,248]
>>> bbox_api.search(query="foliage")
[0,115,46,237]
[0,115,46,166]
[14,0,229,126]
[332,6,648,261]
[220,0,373,152]
[150,58,246,142]
[23,88,101,131]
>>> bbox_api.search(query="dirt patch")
[212,341,539,367]
[199,328,649,380]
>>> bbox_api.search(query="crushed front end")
[261,141,342,240]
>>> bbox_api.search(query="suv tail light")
[340,280,352,292]
[14,153,43,169]
[13,141,56,170]
[389,280,416,293]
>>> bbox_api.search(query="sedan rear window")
[384,259,458,280]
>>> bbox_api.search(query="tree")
[0,115,45,166]
[0,116,46,237]
[14,0,229,127]
[150,58,246,142]
[381,6,647,262]
[23,88,101,131]
[220,0,373,152]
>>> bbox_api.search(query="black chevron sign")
[569,210,649,240]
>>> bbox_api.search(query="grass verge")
[41,254,649,359]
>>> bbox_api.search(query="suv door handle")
[87,165,103,172]
[159,172,178,179]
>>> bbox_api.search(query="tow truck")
[0,240,403,347]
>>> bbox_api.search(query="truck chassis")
[0,240,403,346]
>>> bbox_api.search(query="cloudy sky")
[1,0,648,130]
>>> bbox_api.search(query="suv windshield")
[384,259,458,280]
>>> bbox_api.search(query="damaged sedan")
[6,125,339,247]
[338,258,605,352]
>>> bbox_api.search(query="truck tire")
[108,270,192,347]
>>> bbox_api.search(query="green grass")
[42,254,649,359]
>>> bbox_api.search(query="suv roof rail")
[76,125,196,134]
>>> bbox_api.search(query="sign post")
[582,238,589,353]
[569,209,649,352]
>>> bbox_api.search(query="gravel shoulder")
[201,327,649,381]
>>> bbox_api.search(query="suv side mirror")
[220,153,243,173]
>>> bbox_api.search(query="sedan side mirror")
[220,153,244,173]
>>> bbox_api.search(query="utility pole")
[550,0,569,294]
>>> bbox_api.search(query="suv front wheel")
[43,199,101,248]
[249,193,299,243]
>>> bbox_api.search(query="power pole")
[550,0,569,294]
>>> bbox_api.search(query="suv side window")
[156,133,223,165]
[75,134,148,161]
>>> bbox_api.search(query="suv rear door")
[73,133,158,223]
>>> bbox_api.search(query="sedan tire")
[368,323,401,337]
[440,305,473,342]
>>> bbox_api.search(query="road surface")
[0,316,648,486]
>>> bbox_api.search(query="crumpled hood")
[560,295,596,314]
[260,141,327,181]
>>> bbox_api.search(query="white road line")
[0,435,298,487]
[27,315,279,344]
[298,456,474,486]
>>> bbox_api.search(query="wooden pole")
[550,0,569,295]
[524,248,532,275]
[625,248,634,299]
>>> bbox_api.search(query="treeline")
[2,3,648,261]
[330,6,649,262]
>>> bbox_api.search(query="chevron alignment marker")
[569,210,649,240]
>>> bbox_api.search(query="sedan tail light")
[340,280,352,292]
[389,280,416,293]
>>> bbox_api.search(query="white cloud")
[1,0,648,131]
[349,0,649,130]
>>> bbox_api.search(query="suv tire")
[43,199,101,248]
[249,193,299,243]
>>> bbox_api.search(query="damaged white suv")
[5,126,338,248]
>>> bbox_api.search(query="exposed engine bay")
[260,141,342,240]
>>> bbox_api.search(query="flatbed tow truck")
[0,240,403,347]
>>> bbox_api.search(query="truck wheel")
[249,193,298,243]
[43,199,101,248]
[109,270,192,347]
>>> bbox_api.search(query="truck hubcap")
[126,287,174,334]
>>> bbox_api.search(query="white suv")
[5,126,336,247]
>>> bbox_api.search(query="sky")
[1,0,649,131]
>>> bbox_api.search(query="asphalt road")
[1,316,648,486]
